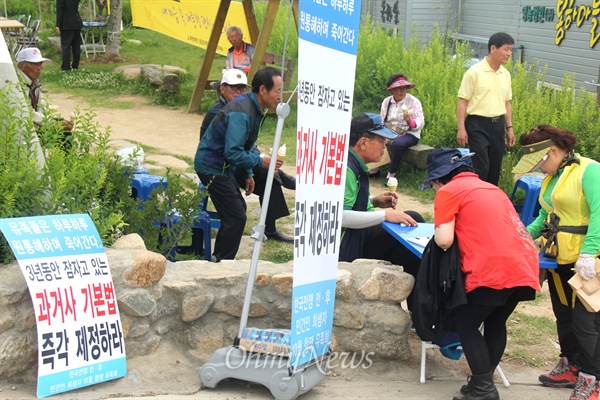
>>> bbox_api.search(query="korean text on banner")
[130,0,250,56]
[0,214,126,398]
[291,0,361,368]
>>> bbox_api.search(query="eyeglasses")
[225,85,247,93]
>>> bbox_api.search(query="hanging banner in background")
[130,0,250,55]
[291,0,361,368]
[0,214,126,398]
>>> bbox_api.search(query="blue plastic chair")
[163,211,213,261]
[198,181,221,229]
[509,176,543,226]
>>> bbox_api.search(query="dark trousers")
[388,133,419,174]
[60,29,82,70]
[547,265,579,364]
[465,115,505,186]
[198,173,246,261]
[236,167,290,233]
[454,299,520,375]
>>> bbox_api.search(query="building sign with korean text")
[291,0,361,368]
[0,214,126,398]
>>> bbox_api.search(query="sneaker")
[539,357,578,388]
[570,373,599,400]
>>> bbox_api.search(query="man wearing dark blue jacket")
[195,67,282,261]
[56,0,84,71]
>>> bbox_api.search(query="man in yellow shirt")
[456,32,516,186]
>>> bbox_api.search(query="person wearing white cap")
[194,67,283,261]
[16,47,73,142]
[199,69,295,243]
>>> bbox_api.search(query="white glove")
[575,254,597,281]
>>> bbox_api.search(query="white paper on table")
[406,237,431,248]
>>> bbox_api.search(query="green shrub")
[353,19,600,194]
[0,83,201,263]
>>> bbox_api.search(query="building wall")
[360,0,600,93]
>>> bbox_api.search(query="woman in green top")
[513,124,600,400]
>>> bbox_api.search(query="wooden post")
[247,0,279,83]
[242,0,259,44]
[187,0,231,113]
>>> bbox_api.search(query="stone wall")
[0,234,414,380]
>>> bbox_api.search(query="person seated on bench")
[225,26,255,75]
[373,73,425,183]
[340,112,424,311]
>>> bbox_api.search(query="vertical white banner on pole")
[291,1,361,368]
[0,214,126,398]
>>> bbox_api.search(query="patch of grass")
[505,311,557,366]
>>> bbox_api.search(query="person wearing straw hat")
[513,125,600,400]
[340,112,424,310]
[423,148,540,400]
[457,32,516,186]
[376,73,425,183]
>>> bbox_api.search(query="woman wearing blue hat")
[423,148,541,400]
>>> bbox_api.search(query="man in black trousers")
[56,0,84,71]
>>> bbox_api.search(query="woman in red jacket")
[423,148,541,400]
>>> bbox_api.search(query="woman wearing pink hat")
[375,73,425,183]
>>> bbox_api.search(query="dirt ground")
[0,90,567,400]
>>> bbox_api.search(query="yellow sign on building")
[130,0,250,55]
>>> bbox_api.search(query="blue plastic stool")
[510,176,543,226]
[198,181,221,230]
[130,174,167,202]
[163,211,213,261]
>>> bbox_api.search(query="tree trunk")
[106,0,122,58]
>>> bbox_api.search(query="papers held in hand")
[406,236,431,248]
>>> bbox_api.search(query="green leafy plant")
[0,83,201,263]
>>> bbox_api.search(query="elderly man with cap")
[200,69,295,243]
[423,148,540,400]
[16,48,73,136]
[340,112,424,309]
[513,125,600,400]
[374,73,425,183]
[195,67,283,262]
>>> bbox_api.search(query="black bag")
[412,237,467,342]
